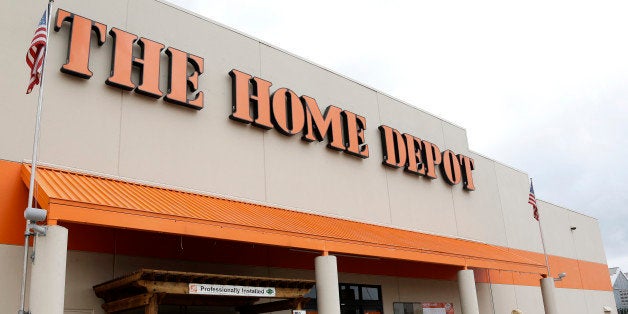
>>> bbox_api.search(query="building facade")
[610,268,628,313]
[0,1,616,313]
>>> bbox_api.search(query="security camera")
[24,207,47,222]
[554,272,567,281]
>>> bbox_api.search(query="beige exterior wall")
[2,0,606,257]
[538,200,608,264]
[0,0,614,313]
[0,244,30,313]
[553,287,618,314]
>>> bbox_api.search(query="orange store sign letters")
[52,8,475,190]
[54,9,204,109]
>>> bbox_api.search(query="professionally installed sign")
[188,283,276,297]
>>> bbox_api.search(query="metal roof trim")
[21,164,546,274]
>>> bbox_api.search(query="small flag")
[529,181,539,221]
[26,10,48,94]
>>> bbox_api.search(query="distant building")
[611,267,628,312]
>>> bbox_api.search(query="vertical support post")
[540,277,559,314]
[145,294,159,314]
[315,254,340,314]
[28,225,68,314]
[457,269,480,314]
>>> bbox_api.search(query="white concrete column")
[28,225,68,314]
[457,269,480,314]
[315,254,340,314]
[540,277,559,314]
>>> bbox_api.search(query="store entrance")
[93,269,314,314]
[339,284,383,314]
[303,283,383,314]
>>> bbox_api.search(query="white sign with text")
[188,283,276,297]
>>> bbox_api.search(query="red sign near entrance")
[422,302,454,314]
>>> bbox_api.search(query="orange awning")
[22,164,546,273]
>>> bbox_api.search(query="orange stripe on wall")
[473,255,612,290]
[550,255,583,289]
[0,160,614,291]
[579,259,611,290]
[0,160,29,246]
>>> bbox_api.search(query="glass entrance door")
[304,283,383,314]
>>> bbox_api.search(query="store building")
[0,1,616,313]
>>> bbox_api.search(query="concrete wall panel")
[385,166,459,236]
[487,283,518,313]
[555,287,588,314]
[568,211,608,264]
[513,285,544,314]
[495,162,544,253]
[377,94,445,148]
[0,1,44,163]
[441,121,469,155]
[377,94,458,235]
[117,0,267,200]
[476,283,493,313]
[452,154,507,246]
[584,289,617,314]
[38,0,130,174]
[64,251,113,313]
[538,201,578,259]
[0,244,28,313]
[260,44,390,223]
[0,1,130,173]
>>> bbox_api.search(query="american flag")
[529,181,539,221]
[26,10,48,94]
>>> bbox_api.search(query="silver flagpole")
[538,216,551,276]
[19,1,54,313]
[532,178,551,277]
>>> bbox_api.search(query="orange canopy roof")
[22,164,545,273]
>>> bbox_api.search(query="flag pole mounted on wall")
[529,178,551,277]
[20,1,54,314]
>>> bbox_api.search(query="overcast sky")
[166,0,628,271]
